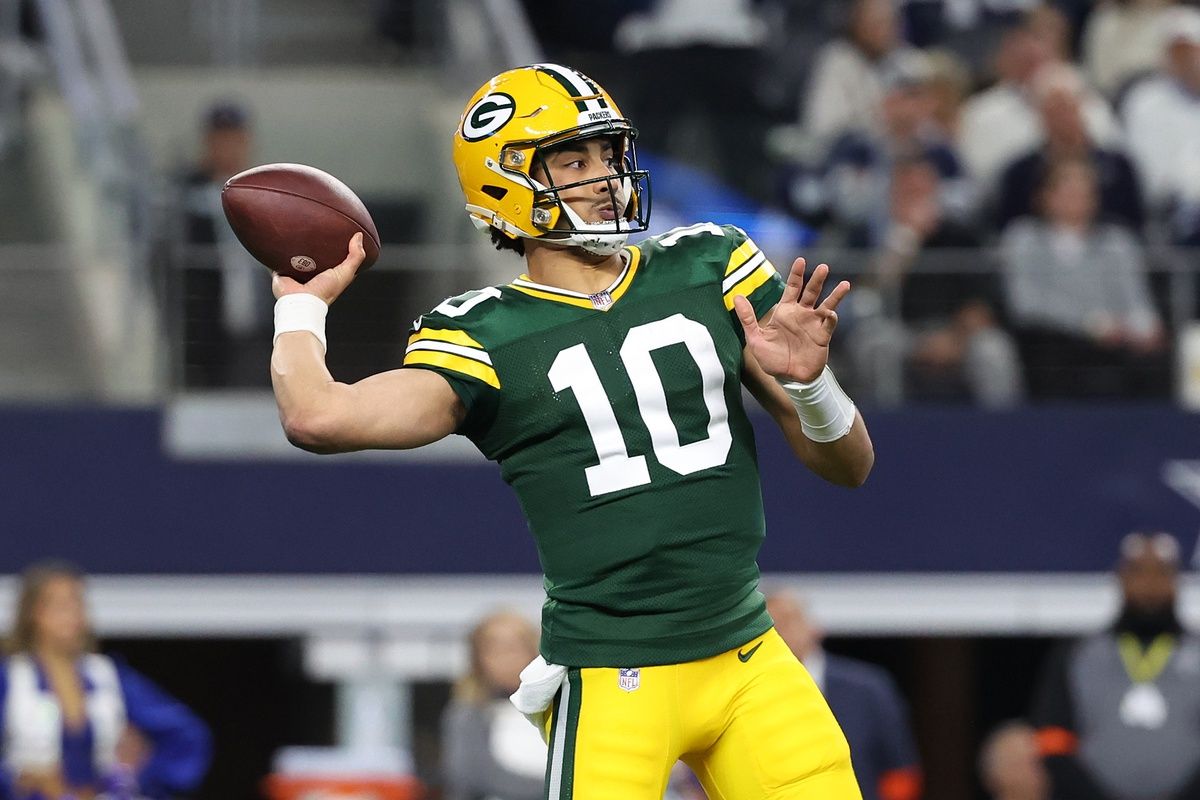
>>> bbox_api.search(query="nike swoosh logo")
[737,641,763,662]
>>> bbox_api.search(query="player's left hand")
[732,258,850,383]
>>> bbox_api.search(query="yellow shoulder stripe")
[609,245,641,303]
[404,350,500,388]
[723,267,776,311]
[724,239,760,276]
[409,327,485,350]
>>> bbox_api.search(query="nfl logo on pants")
[618,668,640,692]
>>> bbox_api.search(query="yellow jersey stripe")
[608,245,641,303]
[724,239,759,276]
[409,327,486,350]
[507,284,597,308]
[723,265,776,311]
[404,350,500,388]
[507,246,642,311]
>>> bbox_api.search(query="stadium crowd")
[517,0,1199,407]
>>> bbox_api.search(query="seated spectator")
[824,50,976,231]
[978,721,1050,800]
[847,155,1022,407]
[1001,159,1169,400]
[1082,0,1174,101]
[1,561,211,800]
[959,15,1120,191]
[804,0,916,145]
[996,64,1145,231]
[767,590,922,800]
[1122,5,1200,244]
[441,611,544,800]
[1031,531,1200,800]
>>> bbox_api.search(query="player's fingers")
[732,295,761,339]
[779,257,807,305]
[818,280,852,312]
[337,232,366,273]
[799,263,829,307]
[272,273,301,299]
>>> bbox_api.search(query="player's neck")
[524,242,625,295]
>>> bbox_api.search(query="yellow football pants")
[541,627,860,799]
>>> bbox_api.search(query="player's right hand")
[272,232,366,306]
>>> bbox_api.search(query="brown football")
[221,163,380,282]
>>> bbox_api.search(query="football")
[221,163,381,282]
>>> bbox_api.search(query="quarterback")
[270,64,873,798]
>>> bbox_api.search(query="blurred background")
[0,0,1199,799]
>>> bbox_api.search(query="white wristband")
[273,294,329,353]
[777,366,857,443]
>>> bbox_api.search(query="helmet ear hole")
[482,185,508,201]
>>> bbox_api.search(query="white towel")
[509,656,567,730]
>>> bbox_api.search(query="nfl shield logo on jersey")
[618,668,640,692]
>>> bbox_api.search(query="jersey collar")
[509,245,641,311]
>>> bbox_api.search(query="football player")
[270,64,873,799]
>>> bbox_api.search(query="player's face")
[537,137,625,225]
[32,576,88,655]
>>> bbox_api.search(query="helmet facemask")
[504,124,651,257]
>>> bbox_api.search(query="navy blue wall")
[1,407,1196,573]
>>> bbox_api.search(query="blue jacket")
[0,655,211,799]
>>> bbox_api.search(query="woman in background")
[1,562,211,800]
[441,610,544,800]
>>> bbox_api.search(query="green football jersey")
[403,223,786,666]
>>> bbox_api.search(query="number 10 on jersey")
[548,314,734,497]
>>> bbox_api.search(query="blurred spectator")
[1122,5,1200,245]
[996,64,1145,231]
[958,15,1119,190]
[1025,3,1073,62]
[847,155,1022,407]
[766,591,923,800]
[823,50,977,232]
[0,561,211,800]
[978,721,1051,800]
[441,611,544,800]
[925,49,974,139]
[1082,0,1174,100]
[1031,532,1200,800]
[172,100,269,388]
[613,0,771,199]
[803,0,916,145]
[1001,159,1169,400]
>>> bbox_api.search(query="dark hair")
[204,101,249,131]
[490,227,525,256]
[5,560,96,655]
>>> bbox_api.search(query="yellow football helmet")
[453,63,651,257]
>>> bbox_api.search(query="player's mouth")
[594,205,618,223]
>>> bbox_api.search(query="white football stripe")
[405,340,492,365]
[535,63,604,113]
[721,251,767,293]
[547,676,571,800]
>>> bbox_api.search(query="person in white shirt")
[1122,4,1200,243]
[804,0,915,145]
[1082,0,1175,100]
[958,16,1119,192]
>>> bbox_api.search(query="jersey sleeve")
[718,225,785,320]
[402,289,503,436]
